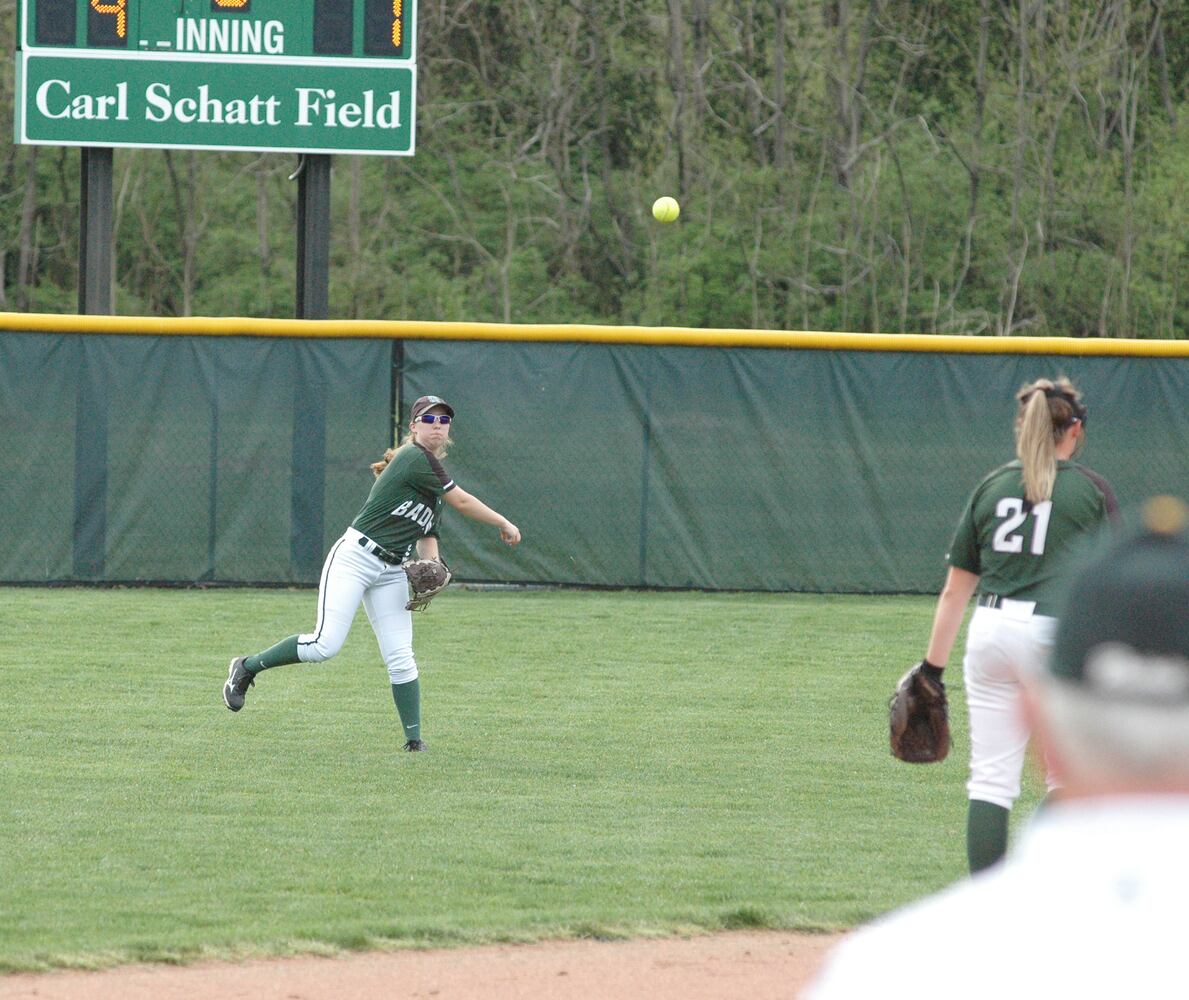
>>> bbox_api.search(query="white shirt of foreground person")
[803,795,1189,1000]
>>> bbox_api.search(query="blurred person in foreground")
[806,495,1189,1000]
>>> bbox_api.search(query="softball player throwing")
[222,395,521,751]
[918,377,1117,871]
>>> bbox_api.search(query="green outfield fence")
[1,314,1185,591]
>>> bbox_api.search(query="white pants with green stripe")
[963,604,1060,809]
[296,527,418,685]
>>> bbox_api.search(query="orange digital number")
[391,0,402,50]
[212,0,251,8]
[90,0,126,38]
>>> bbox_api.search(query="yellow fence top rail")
[2,312,1186,357]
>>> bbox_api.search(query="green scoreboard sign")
[15,0,417,155]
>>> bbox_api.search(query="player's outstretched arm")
[445,487,521,545]
[923,567,980,669]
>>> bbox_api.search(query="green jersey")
[351,443,456,560]
[947,460,1118,614]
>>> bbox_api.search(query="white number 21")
[992,498,1053,555]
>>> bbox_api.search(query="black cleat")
[403,739,427,752]
[222,656,255,712]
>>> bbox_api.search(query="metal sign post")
[78,145,113,315]
[295,153,330,320]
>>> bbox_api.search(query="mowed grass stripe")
[0,588,1043,971]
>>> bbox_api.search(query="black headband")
[1037,386,1088,426]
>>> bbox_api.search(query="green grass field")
[0,587,1044,972]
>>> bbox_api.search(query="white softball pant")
[963,603,1060,809]
[295,527,418,685]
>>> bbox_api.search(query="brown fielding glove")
[889,662,950,763]
[403,558,452,612]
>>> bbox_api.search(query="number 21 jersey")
[947,460,1118,611]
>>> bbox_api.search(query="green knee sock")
[967,799,1010,874]
[243,635,300,674]
[391,679,421,742]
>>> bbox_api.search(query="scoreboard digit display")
[15,0,418,155]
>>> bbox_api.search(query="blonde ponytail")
[370,447,398,478]
[1014,377,1084,503]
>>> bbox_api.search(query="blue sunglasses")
[418,414,452,425]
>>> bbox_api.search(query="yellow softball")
[652,196,680,223]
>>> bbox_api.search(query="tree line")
[0,0,1184,336]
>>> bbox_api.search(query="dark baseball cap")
[1050,496,1189,701]
[410,395,455,421]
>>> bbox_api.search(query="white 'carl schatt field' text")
[35,80,404,130]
